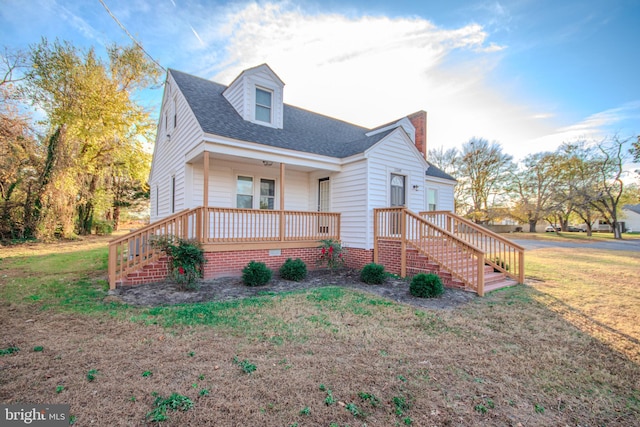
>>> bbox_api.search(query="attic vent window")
[255,87,272,123]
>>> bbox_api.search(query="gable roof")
[223,63,285,92]
[169,69,392,158]
[623,204,640,215]
[425,162,457,182]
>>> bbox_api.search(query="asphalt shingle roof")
[623,204,640,215]
[425,162,456,182]
[170,69,392,158]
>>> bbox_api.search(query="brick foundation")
[377,239,464,289]
[203,247,321,278]
[344,247,374,270]
[121,246,331,286]
[119,240,461,289]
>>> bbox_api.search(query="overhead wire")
[97,0,166,72]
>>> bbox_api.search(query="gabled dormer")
[222,64,285,129]
[365,117,416,142]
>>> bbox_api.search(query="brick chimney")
[407,110,427,159]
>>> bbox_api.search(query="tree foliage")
[426,133,636,239]
[508,152,563,232]
[456,138,514,224]
[0,39,161,240]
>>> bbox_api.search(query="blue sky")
[2,0,639,162]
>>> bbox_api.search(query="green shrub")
[279,258,307,281]
[317,239,346,270]
[409,273,444,298]
[242,261,272,287]
[93,220,114,236]
[493,257,510,272]
[150,235,206,291]
[360,263,386,284]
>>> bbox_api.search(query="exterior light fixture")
[262,160,273,166]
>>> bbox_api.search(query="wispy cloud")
[190,26,204,46]
[192,2,558,156]
[524,101,640,158]
[56,2,106,45]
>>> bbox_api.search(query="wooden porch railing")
[374,207,487,296]
[202,207,340,243]
[108,207,340,289]
[419,211,525,284]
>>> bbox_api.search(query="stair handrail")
[405,209,486,295]
[108,207,204,289]
[375,207,486,295]
[419,211,525,283]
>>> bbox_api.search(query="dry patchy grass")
[0,236,639,426]
[526,247,640,365]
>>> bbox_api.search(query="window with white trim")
[255,87,272,123]
[260,179,275,209]
[236,176,253,208]
[173,97,177,128]
[427,188,438,211]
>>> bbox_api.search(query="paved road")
[510,237,640,251]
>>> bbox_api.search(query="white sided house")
[108,64,523,296]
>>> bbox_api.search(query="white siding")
[223,81,244,119]
[223,65,284,129]
[621,208,640,232]
[332,160,368,248]
[283,170,310,211]
[191,159,310,210]
[425,180,455,212]
[330,129,431,250]
[149,72,204,222]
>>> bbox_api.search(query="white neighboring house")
[148,64,455,261]
[621,204,640,232]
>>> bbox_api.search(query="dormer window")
[222,64,284,128]
[255,87,272,123]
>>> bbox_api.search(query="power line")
[97,0,166,72]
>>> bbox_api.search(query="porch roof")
[170,69,394,158]
[425,161,456,182]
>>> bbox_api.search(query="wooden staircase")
[374,208,524,296]
[407,242,517,293]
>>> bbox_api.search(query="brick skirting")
[121,246,368,286]
[119,241,460,288]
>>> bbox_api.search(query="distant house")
[108,64,523,295]
[622,204,640,232]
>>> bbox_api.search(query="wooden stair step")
[483,278,518,293]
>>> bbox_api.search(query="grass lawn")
[0,235,638,426]
[512,230,640,242]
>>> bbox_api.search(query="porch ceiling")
[188,150,341,173]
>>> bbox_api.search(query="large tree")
[508,152,563,232]
[559,137,631,239]
[0,47,42,239]
[456,138,514,224]
[21,39,161,237]
[589,135,631,239]
[553,142,600,235]
[427,146,464,212]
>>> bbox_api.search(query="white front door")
[390,174,406,207]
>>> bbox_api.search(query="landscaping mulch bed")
[110,268,477,309]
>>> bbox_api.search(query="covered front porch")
[108,206,341,288]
